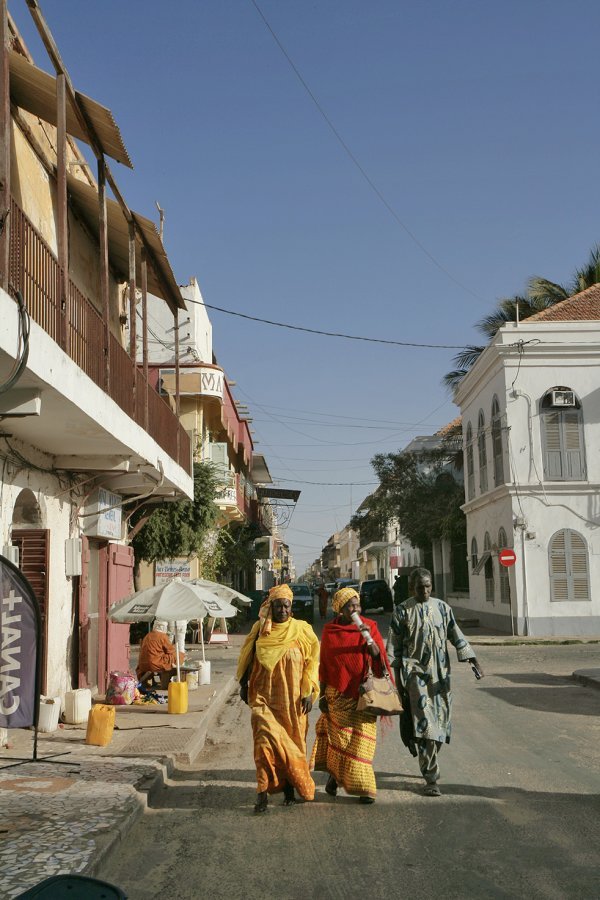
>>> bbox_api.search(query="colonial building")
[455,285,600,635]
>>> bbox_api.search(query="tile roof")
[435,416,462,437]
[525,283,600,322]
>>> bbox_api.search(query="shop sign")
[155,558,192,582]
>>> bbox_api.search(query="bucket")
[168,680,188,714]
[38,696,61,733]
[85,704,115,746]
[64,688,92,724]
[184,667,199,691]
[198,661,211,685]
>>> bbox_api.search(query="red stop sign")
[499,548,517,567]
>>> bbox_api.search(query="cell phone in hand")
[470,662,484,680]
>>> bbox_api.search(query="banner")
[0,554,40,729]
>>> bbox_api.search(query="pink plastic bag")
[105,671,137,705]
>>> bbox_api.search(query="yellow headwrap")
[332,586,359,614]
[257,584,294,636]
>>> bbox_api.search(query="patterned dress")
[387,597,475,746]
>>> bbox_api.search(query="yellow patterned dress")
[311,687,378,798]
[238,619,320,800]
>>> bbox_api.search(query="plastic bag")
[105,670,137,705]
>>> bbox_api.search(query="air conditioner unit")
[550,389,576,407]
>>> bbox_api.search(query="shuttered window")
[541,402,586,482]
[470,537,478,572]
[549,529,590,602]
[466,423,475,500]
[498,527,510,604]
[491,396,504,486]
[478,410,488,493]
[484,532,494,602]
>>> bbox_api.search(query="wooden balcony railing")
[8,198,191,477]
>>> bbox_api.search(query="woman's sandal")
[282,783,296,806]
[254,792,268,814]
[359,796,375,804]
[325,775,338,797]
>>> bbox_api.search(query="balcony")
[7,198,191,479]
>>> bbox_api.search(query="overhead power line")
[188,298,466,349]
[276,477,378,486]
[249,0,485,303]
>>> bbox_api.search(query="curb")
[174,676,237,765]
[572,670,600,691]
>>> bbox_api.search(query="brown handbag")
[356,659,403,717]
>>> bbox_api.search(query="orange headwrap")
[332,586,359,614]
[258,584,294,635]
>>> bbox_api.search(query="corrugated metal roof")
[9,50,132,169]
[66,173,185,312]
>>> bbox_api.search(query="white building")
[455,285,600,636]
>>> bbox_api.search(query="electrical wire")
[0,291,30,394]
[275,477,377,486]
[190,297,467,349]
[249,0,485,304]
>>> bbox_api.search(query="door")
[12,529,49,693]
[98,543,134,690]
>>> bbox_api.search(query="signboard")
[155,558,192,582]
[0,554,40,729]
[272,559,282,571]
[159,366,224,400]
[84,488,122,539]
[498,548,517,568]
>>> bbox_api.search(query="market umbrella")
[190,579,251,606]
[109,578,238,673]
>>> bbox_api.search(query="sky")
[10,0,600,574]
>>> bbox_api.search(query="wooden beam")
[131,211,181,315]
[56,73,68,352]
[98,158,110,391]
[174,307,180,463]
[0,1,10,293]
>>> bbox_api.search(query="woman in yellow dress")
[237,583,319,813]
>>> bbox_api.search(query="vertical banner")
[0,554,40,729]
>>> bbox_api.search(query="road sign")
[498,548,517,567]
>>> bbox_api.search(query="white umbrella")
[190,579,251,606]
[109,578,238,672]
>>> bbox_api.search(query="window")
[498,527,510,604]
[484,532,494,602]
[541,388,586,481]
[477,410,488,493]
[491,396,504,486]
[466,423,475,500]
[451,540,469,592]
[470,537,478,572]
[549,529,590,602]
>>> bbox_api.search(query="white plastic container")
[38,696,61,733]
[64,688,92,724]
[198,661,211,685]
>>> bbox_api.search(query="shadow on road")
[478,683,600,715]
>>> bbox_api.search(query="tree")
[129,461,220,568]
[444,245,600,392]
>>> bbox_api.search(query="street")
[101,638,600,900]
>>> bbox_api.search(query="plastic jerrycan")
[168,680,188,714]
[85,704,116,746]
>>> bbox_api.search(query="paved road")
[102,641,600,900]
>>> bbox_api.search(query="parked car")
[359,579,393,613]
[335,579,360,594]
[289,583,314,623]
[325,583,336,597]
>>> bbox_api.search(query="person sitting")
[136,619,184,689]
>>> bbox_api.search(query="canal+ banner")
[0,554,40,729]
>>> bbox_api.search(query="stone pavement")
[0,637,243,899]
[1,625,599,899]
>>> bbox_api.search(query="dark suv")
[359,579,393,613]
[289,583,314,623]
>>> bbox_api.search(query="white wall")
[139,278,212,365]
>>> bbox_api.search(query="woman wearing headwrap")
[310,587,391,803]
[237,583,320,814]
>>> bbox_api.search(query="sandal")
[325,776,338,797]
[283,783,296,806]
[254,792,268,814]
[359,796,375,804]
[423,784,441,797]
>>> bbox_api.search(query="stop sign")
[499,548,517,567]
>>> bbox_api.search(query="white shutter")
[544,412,564,479]
[564,412,584,480]
[549,530,590,602]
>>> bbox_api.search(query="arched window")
[470,537,478,572]
[484,532,494,602]
[491,396,504,486]
[541,388,586,481]
[498,527,510,604]
[466,423,475,500]
[477,410,488,493]
[549,529,590,602]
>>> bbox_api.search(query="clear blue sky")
[11,1,600,573]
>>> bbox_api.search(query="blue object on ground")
[16,874,127,899]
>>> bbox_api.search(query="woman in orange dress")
[237,584,319,814]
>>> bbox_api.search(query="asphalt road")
[102,637,600,900]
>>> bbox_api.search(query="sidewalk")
[0,636,244,899]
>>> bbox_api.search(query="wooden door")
[98,543,134,690]
[12,529,49,693]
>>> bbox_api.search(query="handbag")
[356,659,402,717]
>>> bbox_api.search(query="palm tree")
[444,245,600,392]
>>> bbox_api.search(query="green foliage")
[352,450,466,552]
[214,521,263,579]
[130,462,219,564]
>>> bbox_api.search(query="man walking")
[387,567,483,796]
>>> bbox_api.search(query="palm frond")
[526,276,569,306]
